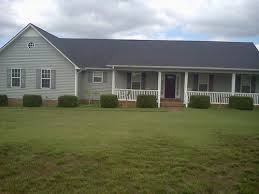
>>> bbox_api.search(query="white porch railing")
[186,91,259,105]
[114,88,159,101]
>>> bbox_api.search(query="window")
[198,74,209,91]
[241,75,251,93]
[93,71,103,83]
[131,72,141,89]
[41,69,51,88]
[27,42,35,49]
[11,69,21,87]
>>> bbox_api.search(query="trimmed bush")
[0,95,8,106]
[229,96,254,110]
[58,95,79,107]
[23,95,42,107]
[136,95,157,108]
[100,94,118,108]
[189,95,210,109]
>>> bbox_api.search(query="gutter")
[107,64,259,72]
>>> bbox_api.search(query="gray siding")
[213,74,232,92]
[146,72,158,90]
[115,71,127,89]
[0,30,75,100]
[256,75,259,93]
[79,71,112,99]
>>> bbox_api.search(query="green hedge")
[0,95,8,106]
[23,95,42,107]
[58,95,79,107]
[100,94,118,108]
[189,95,210,109]
[136,95,157,108]
[229,96,254,110]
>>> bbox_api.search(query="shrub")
[100,94,118,108]
[0,95,8,106]
[58,95,79,107]
[229,96,254,110]
[23,95,42,107]
[189,95,210,109]
[136,95,157,108]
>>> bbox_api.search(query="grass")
[0,107,259,193]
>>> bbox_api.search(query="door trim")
[164,74,176,99]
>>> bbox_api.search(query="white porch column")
[157,71,162,108]
[231,73,236,94]
[184,72,189,107]
[112,68,116,94]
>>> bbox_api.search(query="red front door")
[165,74,176,98]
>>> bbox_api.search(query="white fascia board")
[107,65,259,73]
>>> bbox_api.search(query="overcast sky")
[0,0,259,50]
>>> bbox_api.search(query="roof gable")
[0,24,79,69]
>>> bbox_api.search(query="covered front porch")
[111,69,259,107]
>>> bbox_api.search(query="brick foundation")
[7,98,57,107]
[8,98,23,107]
[119,101,136,108]
[80,99,99,105]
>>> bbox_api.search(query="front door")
[165,74,176,98]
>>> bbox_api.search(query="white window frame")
[41,69,51,89]
[241,74,252,93]
[92,71,103,83]
[198,73,209,91]
[11,68,21,88]
[131,72,142,90]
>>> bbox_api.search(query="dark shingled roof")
[32,24,259,70]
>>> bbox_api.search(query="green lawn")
[0,107,259,194]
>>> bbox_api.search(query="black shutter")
[209,74,214,91]
[126,72,131,89]
[251,75,256,93]
[193,73,199,91]
[235,74,241,92]
[141,72,146,89]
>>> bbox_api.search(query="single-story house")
[1,23,259,107]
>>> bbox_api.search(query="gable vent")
[27,42,35,49]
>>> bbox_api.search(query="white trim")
[92,71,103,83]
[197,73,209,91]
[75,69,78,96]
[241,74,252,93]
[175,73,181,98]
[112,69,115,94]
[0,24,80,70]
[11,68,21,88]
[184,72,188,107]
[108,65,259,72]
[84,67,112,70]
[131,72,142,89]
[41,68,51,89]
[164,73,178,99]
[157,72,161,108]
